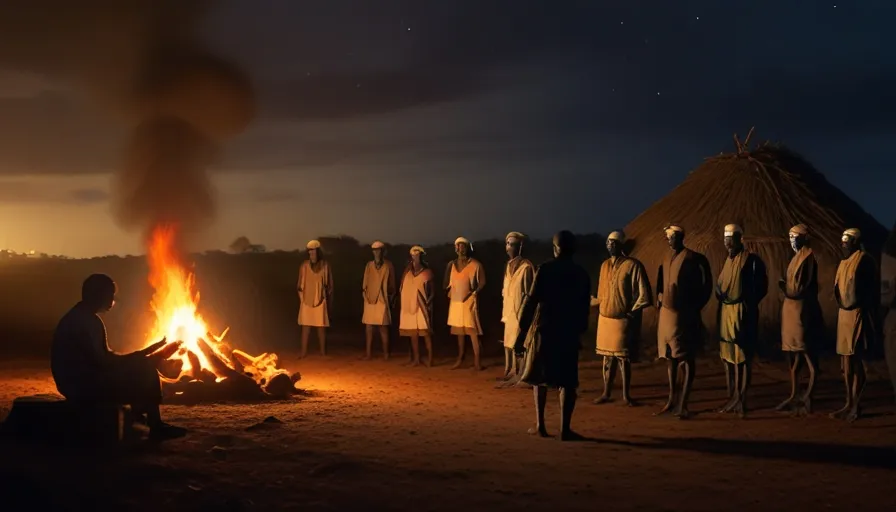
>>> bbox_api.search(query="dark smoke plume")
[0,0,255,238]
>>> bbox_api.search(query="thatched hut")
[624,132,887,358]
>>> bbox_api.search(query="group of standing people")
[295,223,887,439]
[538,223,879,438]
[295,237,484,369]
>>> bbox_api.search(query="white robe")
[399,267,433,333]
[297,260,332,327]
[446,259,484,335]
[361,260,395,326]
[501,258,534,349]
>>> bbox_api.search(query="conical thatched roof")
[885,221,896,258]
[624,133,887,357]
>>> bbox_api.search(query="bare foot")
[775,397,795,412]
[829,404,850,419]
[409,361,420,367]
[799,395,813,414]
[449,360,463,370]
[674,407,691,420]
[621,397,637,407]
[845,407,861,423]
[654,399,674,416]
[593,395,611,405]
[425,359,433,368]
[527,426,549,437]
[717,395,738,413]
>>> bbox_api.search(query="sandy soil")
[1,349,894,511]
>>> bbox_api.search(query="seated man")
[50,273,186,441]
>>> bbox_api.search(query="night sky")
[0,1,893,257]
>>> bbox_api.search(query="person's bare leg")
[830,355,853,418]
[423,334,433,367]
[317,327,327,356]
[620,358,635,406]
[656,357,678,415]
[409,333,421,366]
[723,359,733,399]
[559,387,583,441]
[674,358,695,419]
[470,333,482,371]
[846,358,866,422]
[719,361,739,413]
[450,335,465,369]
[299,325,310,358]
[776,352,801,411]
[528,385,548,437]
[799,352,817,414]
[379,326,390,360]
[363,325,374,360]
[594,356,617,404]
[735,361,751,418]
[502,348,513,379]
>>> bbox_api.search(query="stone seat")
[0,394,134,447]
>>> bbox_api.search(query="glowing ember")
[143,224,288,390]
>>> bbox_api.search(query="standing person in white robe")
[399,246,435,367]
[499,232,535,382]
[361,241,396,361]
[297,239,334,358]
[444,237,486,371]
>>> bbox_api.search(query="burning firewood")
[186,350,203,380]
[157,358,183,380]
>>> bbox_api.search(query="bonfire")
[144,225,300,403]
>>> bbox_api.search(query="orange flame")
[145,224,232,382]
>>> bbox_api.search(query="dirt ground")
[1,347,894,512]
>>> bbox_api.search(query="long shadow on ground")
[603,436,896,469]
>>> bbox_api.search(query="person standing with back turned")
[514,231,592,441]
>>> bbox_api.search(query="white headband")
[724,224,743,237]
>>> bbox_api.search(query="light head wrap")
[371,240,385,249]
[842,228,861,242]
[789,224,809,237]
[723,224,743,237]
[505,231,525,243]
[410,245,426,255]
[306,239,321,250]
[454,236,473,251]
[664,224,684,237]
[607,230,626,243]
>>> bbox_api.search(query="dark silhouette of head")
[840,228,862,258]
[789,224,809,252]
[606,231,625,257]
[505,232,524,259]
[455,237,472,258]
[723,224,744,257]
[553,230,576,259]
[371,241,385,263]
[306,240,322,263]
[82,274,116,313]
[409,246,426,267]
[664,225,685,251]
